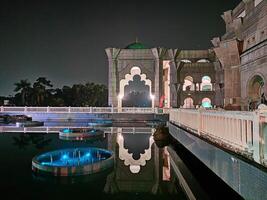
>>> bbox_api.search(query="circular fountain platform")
[32,147,114,176]
[59,128,104,141]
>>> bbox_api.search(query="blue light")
[85,152,91,157]
[202,101,212,108]
[63,129,71,133]
[61,154,69,160]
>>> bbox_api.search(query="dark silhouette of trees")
[32,77,53,106]
[9,77,108,107]
[14,79,32,106]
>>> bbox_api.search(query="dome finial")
[135,37,139,43]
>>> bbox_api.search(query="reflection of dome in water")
[130,165,141,173]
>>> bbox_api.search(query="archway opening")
[248,75,264,102]
[201,76,212,91]
[183,97,194,108]
[202,97,212,108]
[119,66,153,108]
[183,76,194,91]
[122,75,151,107]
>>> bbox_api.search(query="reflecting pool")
[0,126,243,200]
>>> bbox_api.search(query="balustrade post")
[197,108,204,135]
[68,106,71,113]
[89,107,92,113]
[1,106,4,112]
[47,106,50,113]
[252,111,260,163]
[24,106,27,112]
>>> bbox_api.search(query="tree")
[33,77,53,106]
[14,79,32,105]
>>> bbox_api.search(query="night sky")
[0,0,241,96]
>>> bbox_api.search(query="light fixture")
[150,94,155,100]
[118,94,124,99]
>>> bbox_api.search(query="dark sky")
[0,0,241,96]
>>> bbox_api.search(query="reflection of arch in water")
[247,74,265,102]
[117,131,154,174]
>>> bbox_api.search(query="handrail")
[169,108,267,166]
[0,106,169,114]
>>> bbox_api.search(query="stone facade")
[106,44,219,108]
[174,49,222,108]
[106,0,267,109]
[213,0,267,110]
[105,46,164,107]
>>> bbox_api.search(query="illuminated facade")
[212,0,267,110]
[106,44,220,108]
[106,0,267,110]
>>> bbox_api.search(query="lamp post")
[150,94,155,109]
[118,94,123,112]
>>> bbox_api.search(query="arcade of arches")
[106,44,218,109]
[106,39,266,110]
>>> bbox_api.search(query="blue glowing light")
[62,129,71,133]
[36,147,112,167]
[61,154,69,160]
[85,152,91,157]
[202,101,212,108]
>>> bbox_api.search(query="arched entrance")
[118,67,154,108]
[200,76,212,91]
[183,76,194,91]
[248,75,265,103]
[183,97,194,108]
[202,97,212,108]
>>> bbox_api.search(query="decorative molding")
[117,131,154,174]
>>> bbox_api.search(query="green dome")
[125,42,146,49]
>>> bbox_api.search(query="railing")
[169,108,267,165]
[0,126,153,134]
[0,106,169,114]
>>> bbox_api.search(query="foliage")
[7,77,108,107]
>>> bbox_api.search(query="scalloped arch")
[119,66,152,97]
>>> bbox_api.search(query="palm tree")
[14,79,32,105]
[33,77,53,106]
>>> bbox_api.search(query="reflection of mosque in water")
[104,127,180,194]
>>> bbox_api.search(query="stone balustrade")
[169,108,267,166]
[0,106,169,114]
